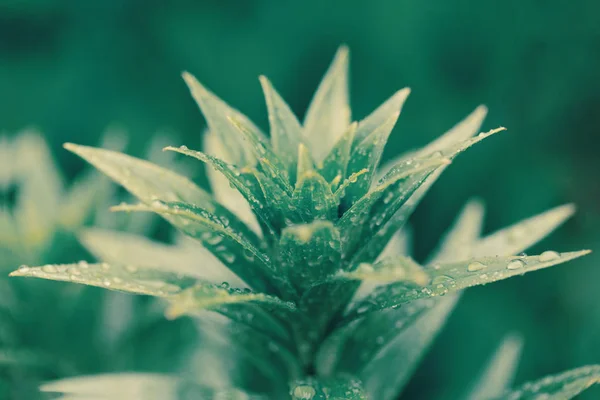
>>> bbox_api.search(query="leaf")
[64,143,214,211]
[111,201,279,294]
[349,250,590,317]
[278,221,342,292]
[499,365,600,400]
[40,374,179,400]
[354,126,504,264]
[343,89,411,206]
[343,113,400,207]
[338,155,450,259]
[429,199,486,263]
[260,75,303,178]
[227,116,293,194]
[164,145,274,237]
[79,228,246,287]
[182,71,264,166]
[296,143,316,183]
[465,334,523,400]
[290,376,368,400]
[319,296,458,400]
[195,315,303,395]
[40,374,262,400]
[292,171,338,222]
[59,170,111,229]
[337,256,429,286]
[165,282,295,320]
[318,122,357,187]
[472,204,576,257]
[352,88,411,149]
[203,129,261,234]
[303,46,351,161]
[10,262,196,297]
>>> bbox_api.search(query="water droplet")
[222,253,236,263]
[179,145,188,151]
[431,275,453,285]
[41,265,57,273]
[77,261,89,269]
[467,261,487,272]
[18,265,30,273]
[539,250,560,262]
[293,385,316,399]
[507,259,524,270]
[219,282,230,289]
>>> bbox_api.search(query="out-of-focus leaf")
[303,46,351,161]
[64,143,214,210]
[79,228,245,286]
[260,75,303,178]
[182,72,264,167]
[465,334,523,400]
[498,365,600,400]
[473,204,576,257]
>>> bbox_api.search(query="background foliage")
[1,0,599,398]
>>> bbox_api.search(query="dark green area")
[1,0,599,398]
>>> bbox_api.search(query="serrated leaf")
[303,46,351,161]
[10,262,196,297]
[292,171,338,222]
[349,250,590,317]
[466,334,523,400]
[337,256,428,286]
[279,221,342,292]
[64,143,214,211]
[111,201,279,294]
[203,129,261,234]
[182,72,264,166]
[342,112,400,208]
[79,228,245,286]
[260,75,303,178]
[318,122,357,187]
[499,365,600,400]
[472,204,576,257]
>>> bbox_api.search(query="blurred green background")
[1,0,599,398]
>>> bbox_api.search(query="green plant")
[0,131,197,398]
[10,47,599,399]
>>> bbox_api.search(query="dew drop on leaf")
[293,385,316,399]
[506,259,525,270]
[539,250,560,262]
[41,265,57,273]
[467,261,487,272]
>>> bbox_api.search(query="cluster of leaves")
[9,48,599,399]
[0,131,197,398]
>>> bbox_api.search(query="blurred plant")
[10,48,599,399]
[0,130,196,399]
